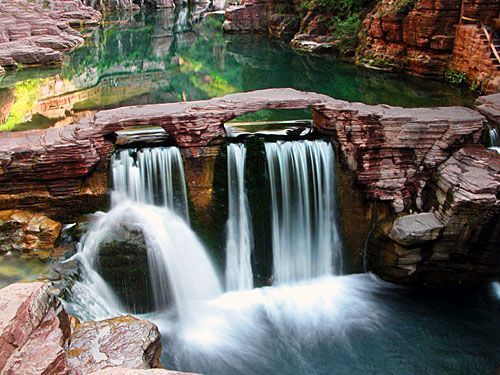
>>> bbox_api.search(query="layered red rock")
[0,210,62,256]
[0,0,101,69]
[419,146,500,283]
[475,92,500,125]
[357,0,500,78]
[0,281,71,374]
[67,315,162,374]
[313,100,485,210]
[449,24,500,94]
[0,88,486,219]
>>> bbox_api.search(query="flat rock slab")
[475,93,500,126]
[389,212,444,246]
[0,0,101,68]
[67,315,162,375]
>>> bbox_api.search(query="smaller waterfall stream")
[225,144,254,291]
[265,140,342,285]
[112,147,189,220]
[488,125,500,153]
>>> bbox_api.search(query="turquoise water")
[0,8,476,132]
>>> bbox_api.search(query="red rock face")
[0,88,487,219]
[450,24,500,94]
[0,282,71,374]
[0,0,101,68]
[313,100,485,211]
[357,0,499,78]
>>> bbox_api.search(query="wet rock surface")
[0,0,101,69]
[67,315,162,374]
[0,210,61,257]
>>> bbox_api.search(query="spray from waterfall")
[225,143,254,291]
[265,140,342,285]
[488,125,500,153]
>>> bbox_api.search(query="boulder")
[91,369,199,374]
[0,0,101,68]
[0,281,71,374]
[0,66,4,76]
[0,210,61,256]
[67,315,162,374]
[389,212,444,246]
[475,93,500,127]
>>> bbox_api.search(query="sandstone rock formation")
[0,0,101,69]
[370,146,500,284]
[0,281,170,374]
[449,23,500,94]
[0,282,71,374]
[0,88,486,220]
[67,315,162,374]
[357,0,500,84]
[476,92,500,126]
[0,210,61,256]
[313,100,485,210]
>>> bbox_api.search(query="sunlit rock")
[0,210,61,257]
[67,315,162,374]
[0,0,101,69]
[0,281,71,374]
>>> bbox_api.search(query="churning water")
[64,141,498,374]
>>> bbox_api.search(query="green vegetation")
[0,79,42,132]
[445,68,483,94]
[300,0,364,53]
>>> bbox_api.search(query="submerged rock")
[0,210,61,257]
[67,315,162,374]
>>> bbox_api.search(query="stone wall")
[450,24,500,94]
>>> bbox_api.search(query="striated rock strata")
[357,0,500,79]
[0,88,486,220]
[0,281,175,374]
[0,0,101,69]
[0,281,71,374]
[370,146,500,284]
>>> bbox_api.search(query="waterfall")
[265,140,342,285]
[112,147,189,221]
[488,125,500,154]
[225,144,253,291]
[68,201,222,320]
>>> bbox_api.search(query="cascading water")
[488,125,500,153]
[112,147,189,220]
[265,140,342,285]
[65,146,221,319]
[225,143,254,291]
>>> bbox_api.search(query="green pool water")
[0,8,476,132]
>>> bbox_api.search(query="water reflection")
[0,7,475,132]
